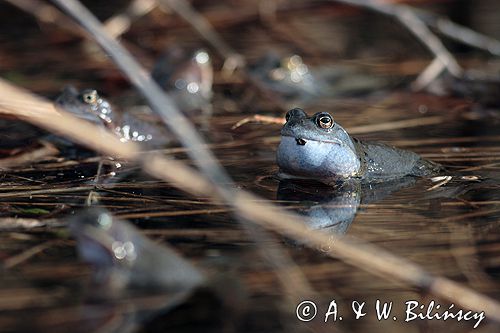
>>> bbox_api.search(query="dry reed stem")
[0,140,59,168]
[234,114,445,134]
[0,79,499,322]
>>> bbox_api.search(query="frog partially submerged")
[69,208,204,293]
[249,53,323,100]
[277,108,442,184]
[55,86,169,146]
[152,47,213,115]
[56,86,115,128]
[249,52,394,103]
[69,209,246,332]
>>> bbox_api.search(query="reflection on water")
[277,177,418,236]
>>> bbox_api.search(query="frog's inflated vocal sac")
[277,108,442,184]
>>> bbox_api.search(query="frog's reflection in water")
[277,177,417,236]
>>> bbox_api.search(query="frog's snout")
[295,138,307,146]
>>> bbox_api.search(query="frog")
[277,108,443,185]
[249,52,395,104]
[55,86,114,128]
[69,208,205,292]
[152,47,213,115]
[55,86,170,146]
[69,209,246,332]
[249,53,323,101]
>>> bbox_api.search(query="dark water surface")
[0,1,499,333]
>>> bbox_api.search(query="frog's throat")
[282,134,343,146]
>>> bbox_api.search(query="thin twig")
[1,79,499,322]
[232,115,285,129]
[412,57,445,91]
[415,9,500,56]
[412,9,500,89]
[3,240,58,269]
[103,0,158,38]
[0,140,59,169]
[115,208,231,219]
[330,0,462,76]
[157,0,245,72]
[348,115,445,134]
[233,114,445,135]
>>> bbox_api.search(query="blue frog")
[277,108,442,185]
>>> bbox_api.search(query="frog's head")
[55,86,114,127]
[153,48,213,98]
[277,108,361,182]
[69,209,138,269]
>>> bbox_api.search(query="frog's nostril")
[296,138,307,146]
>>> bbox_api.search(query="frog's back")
[358,140,442,180]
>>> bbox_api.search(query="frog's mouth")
[283,135,342,146]
[295,138,306,146]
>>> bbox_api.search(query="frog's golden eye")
[82,90,98,104]
[316,114,334,129]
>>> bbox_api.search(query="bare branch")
[416,10,500,56]
[330,0,462,76]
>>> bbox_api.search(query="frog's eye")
[316,114,334,129]
[82,90,98,104]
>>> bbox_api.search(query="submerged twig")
[1,79,499,322]
[0,140,59,169]
[3,240,59,269]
